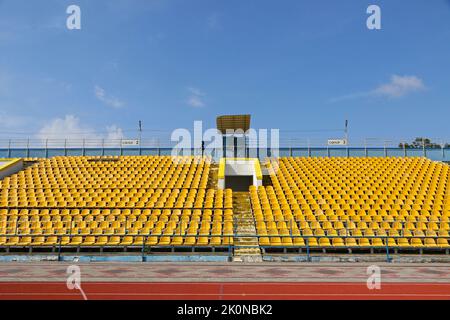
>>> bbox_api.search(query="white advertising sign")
[328,139,347,146]
[121,139,140,146]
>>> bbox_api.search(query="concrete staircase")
[207,163,262,262]
[207,164,219,189]
[232,191,262,262]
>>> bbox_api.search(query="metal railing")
[0,138,448,162]
[0,234,448,263]
[0,137,448,148]
[0,146,448,162]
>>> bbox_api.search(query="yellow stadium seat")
[96,236,108,246]
[410,238,423,247]
[319,238,331,247]
[424,238,437,247]
[437,238,449,248]
[69,236,83,246]
[332,238,345,247]
[120,236,133,246]
[359,238,370,247]
[109,236,121,246]
[397,238,410,247]
[184,236,196,246]
[60,236,70,246]
[210,237,221,246]
[133,236,144,246]
[82,236,95,246]
[345,238,358,247]
[44,236,58,246]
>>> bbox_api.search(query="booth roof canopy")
[216,114,251,134]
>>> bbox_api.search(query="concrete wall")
[0,254,229,262]
[0,159,23,179]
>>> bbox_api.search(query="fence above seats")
[0,138,448,161]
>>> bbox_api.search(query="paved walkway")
[0,262,449,283]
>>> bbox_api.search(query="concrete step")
[235,248,261,253]
[207,164,219,189]
[232,255,263,263]
[232,191,262,260]
[235,237,258,242]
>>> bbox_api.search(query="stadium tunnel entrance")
[225,175,253,192]
[218,158,262,191]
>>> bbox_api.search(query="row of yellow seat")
[257,225,449,237]
[0,235,233,247]
[0,188,232,208]
[1,219,233,234]
[253,157,450,248]
[258,236,448,248]
[9,217,448,230]
[254,214,449,225]
[1,156,211,189]
[255,220,449,231]
[0,208,233,219]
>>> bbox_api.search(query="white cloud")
[94,85,125,109]
[36,115,98,140]
[106,125,124,140]
[330,74,426,103]
[186,87,206,108]
[188,96,205,108]
[36,115,124,140]
[373,75,426,98]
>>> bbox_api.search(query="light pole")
[138,120,142,144]
[344,120,349,144]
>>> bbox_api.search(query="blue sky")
[0,0,449,145]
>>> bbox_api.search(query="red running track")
[0,282,449,300]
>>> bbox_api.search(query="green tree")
[399,138,445,149]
